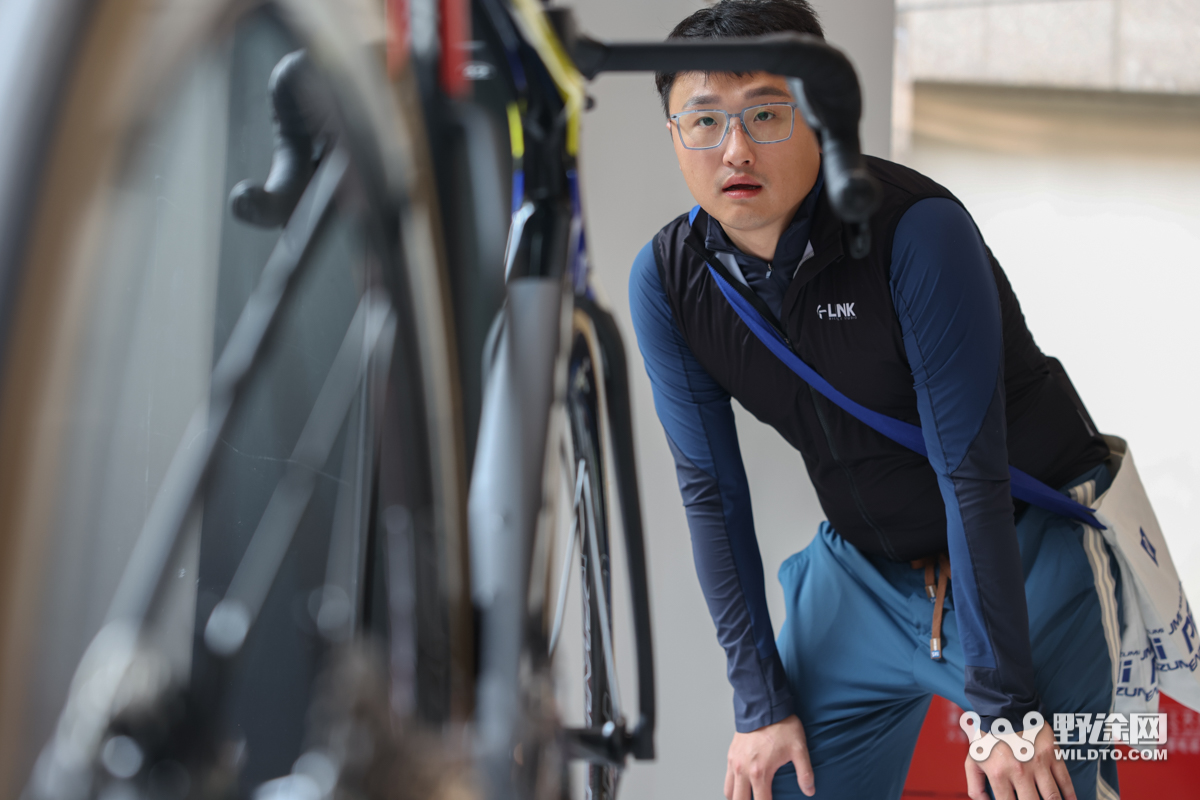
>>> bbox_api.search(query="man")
[628,2,1119,799]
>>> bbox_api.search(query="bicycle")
[0,1,879,799]
[464,3,879,800]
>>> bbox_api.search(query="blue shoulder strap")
[705,263,1104,530]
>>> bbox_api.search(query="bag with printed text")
[1073,434,1200,715]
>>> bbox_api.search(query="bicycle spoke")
[319,299,397,642]
[104,147,349,629]
[28,137,357,800]
[548,461,586,657]
[582,466,624,726]
[204,289,393,658]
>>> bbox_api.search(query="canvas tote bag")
[1072,435,1200,714]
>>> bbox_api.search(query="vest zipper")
[696,229,899,559]
[741,261,902,562]
[687,240,794,346]
[808,386,901,561]
[723,264,794,348]
[706,241,891,550]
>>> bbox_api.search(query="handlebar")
[569,32,882,256]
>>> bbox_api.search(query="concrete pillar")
[811,0,896,157]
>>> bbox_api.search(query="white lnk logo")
[817,302,856,320]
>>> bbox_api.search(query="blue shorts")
[771,465,1119,799]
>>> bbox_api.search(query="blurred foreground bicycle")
[0,1,878,799]
[0,3,469,798]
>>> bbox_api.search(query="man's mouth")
[722,177,763,199]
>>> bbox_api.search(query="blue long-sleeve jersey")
[629,182,1094,733]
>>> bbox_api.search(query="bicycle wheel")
[0,1,470,796]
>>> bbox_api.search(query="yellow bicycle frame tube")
[509,0,584,156]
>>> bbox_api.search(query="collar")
[703,164,825,270]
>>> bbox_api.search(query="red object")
[902,696,973,799]
[902,695,1200,798]
[438,0,470,97]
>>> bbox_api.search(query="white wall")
[567,1,896,796]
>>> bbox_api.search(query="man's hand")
[725,714,816,800]
[965,720,1075,800]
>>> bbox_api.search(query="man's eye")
[753,110,775,122]
[695,116,717,128]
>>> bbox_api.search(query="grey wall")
[811,0,896,158]
[568,1,895,796]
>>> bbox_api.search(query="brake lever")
[229,50,330,228]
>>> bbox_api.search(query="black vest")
[652,157,1108,561]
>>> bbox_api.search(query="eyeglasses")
[669,102,798,150]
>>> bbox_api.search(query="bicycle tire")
[563,309,620,800]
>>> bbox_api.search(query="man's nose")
[722,117,756,166]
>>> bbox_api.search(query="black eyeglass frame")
[668,101,799,150]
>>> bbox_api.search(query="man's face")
[667,71,821,236]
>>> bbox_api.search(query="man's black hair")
[655,0,824,116]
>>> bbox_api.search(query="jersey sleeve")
[628,240,794,733]
[890,198,1040,732]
